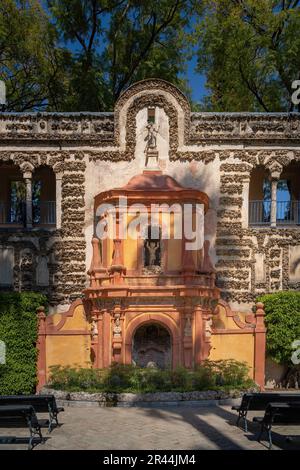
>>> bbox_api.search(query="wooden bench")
[253,402,300,449]
[0,395,64,432]
[0,405,44,450]
[232,392,300,431]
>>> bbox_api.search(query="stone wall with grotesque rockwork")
[0,151,87,307]
[216,149,300,310]
[0,79,299,315]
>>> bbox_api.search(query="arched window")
[249,166,271,225]
[277,162,300,225]
[32,166,56,226]
[0,162,25,225]
[249,162,300,226]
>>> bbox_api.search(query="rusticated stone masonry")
[216,149,300,303]
[0,150,87,305]
[0,79,300,307]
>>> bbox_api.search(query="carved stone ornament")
[184,315,192,337]
[91,320,98,338]
[113,313,122,337]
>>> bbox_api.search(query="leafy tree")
[194,0,300,111]
[0,1,192,111]
[46,0,191,111]
[258,292,300,364]
[0,0,68,111]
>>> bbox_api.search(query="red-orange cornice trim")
[94,189,209,213]
[85,284,220,299]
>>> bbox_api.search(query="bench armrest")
[232,406,241,411]
[253,417,263,423]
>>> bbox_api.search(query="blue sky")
[186,55,208,103]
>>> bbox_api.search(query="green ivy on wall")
[0,292,46,395]
[258,292,300,365]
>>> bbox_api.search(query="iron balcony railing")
[33,201,56,225]
[276,200,300,225]
[0,202,26,224]
[249,200,271,225]
[0,201,56,226]
[249,200,300,226]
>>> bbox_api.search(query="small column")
[23,171,32,229]
[254,302,266,390]
[36,306,47,391]
[112,304,123,363]
[181,205,196,283]
[102,310,111,368]
[194,305,203,365]
[242,178,250,228]
[109,208,126,283]
[55,172,62,229]
[88,237,106,288]
[270,178,278,228]
[183,310,193,368]
[90,307,106,369]
[97,310,104,369]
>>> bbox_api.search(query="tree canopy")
[0,0,67,111]
[0,0,190,111]
[0,0,299,111]
[194,0,300,112]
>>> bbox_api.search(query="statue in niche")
[144,240,160,266]
[145,122,158,150]
[113,313,121,337]
[144,122,159,167]
[143,226,162,273]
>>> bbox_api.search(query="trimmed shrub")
[0,292,46,394]
[194,360,251,389]
[257,292,300,364]
[193,363,216,390]
[170,367,191,390]
[48,359,254,393]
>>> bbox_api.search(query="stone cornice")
[190,112,300,143]
[0,98,300,147]
[0,112,114,144]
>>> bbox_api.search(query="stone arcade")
[1,79,300,389]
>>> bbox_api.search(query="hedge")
[0,292,46,394]
[48,360,255,393]
[258,291,300,365]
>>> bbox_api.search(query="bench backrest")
[265,402,300,425]
[240,393,300,411]
[0,395,58,413]
[0,405,39,428]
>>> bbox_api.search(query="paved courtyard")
[1,405,300,450]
